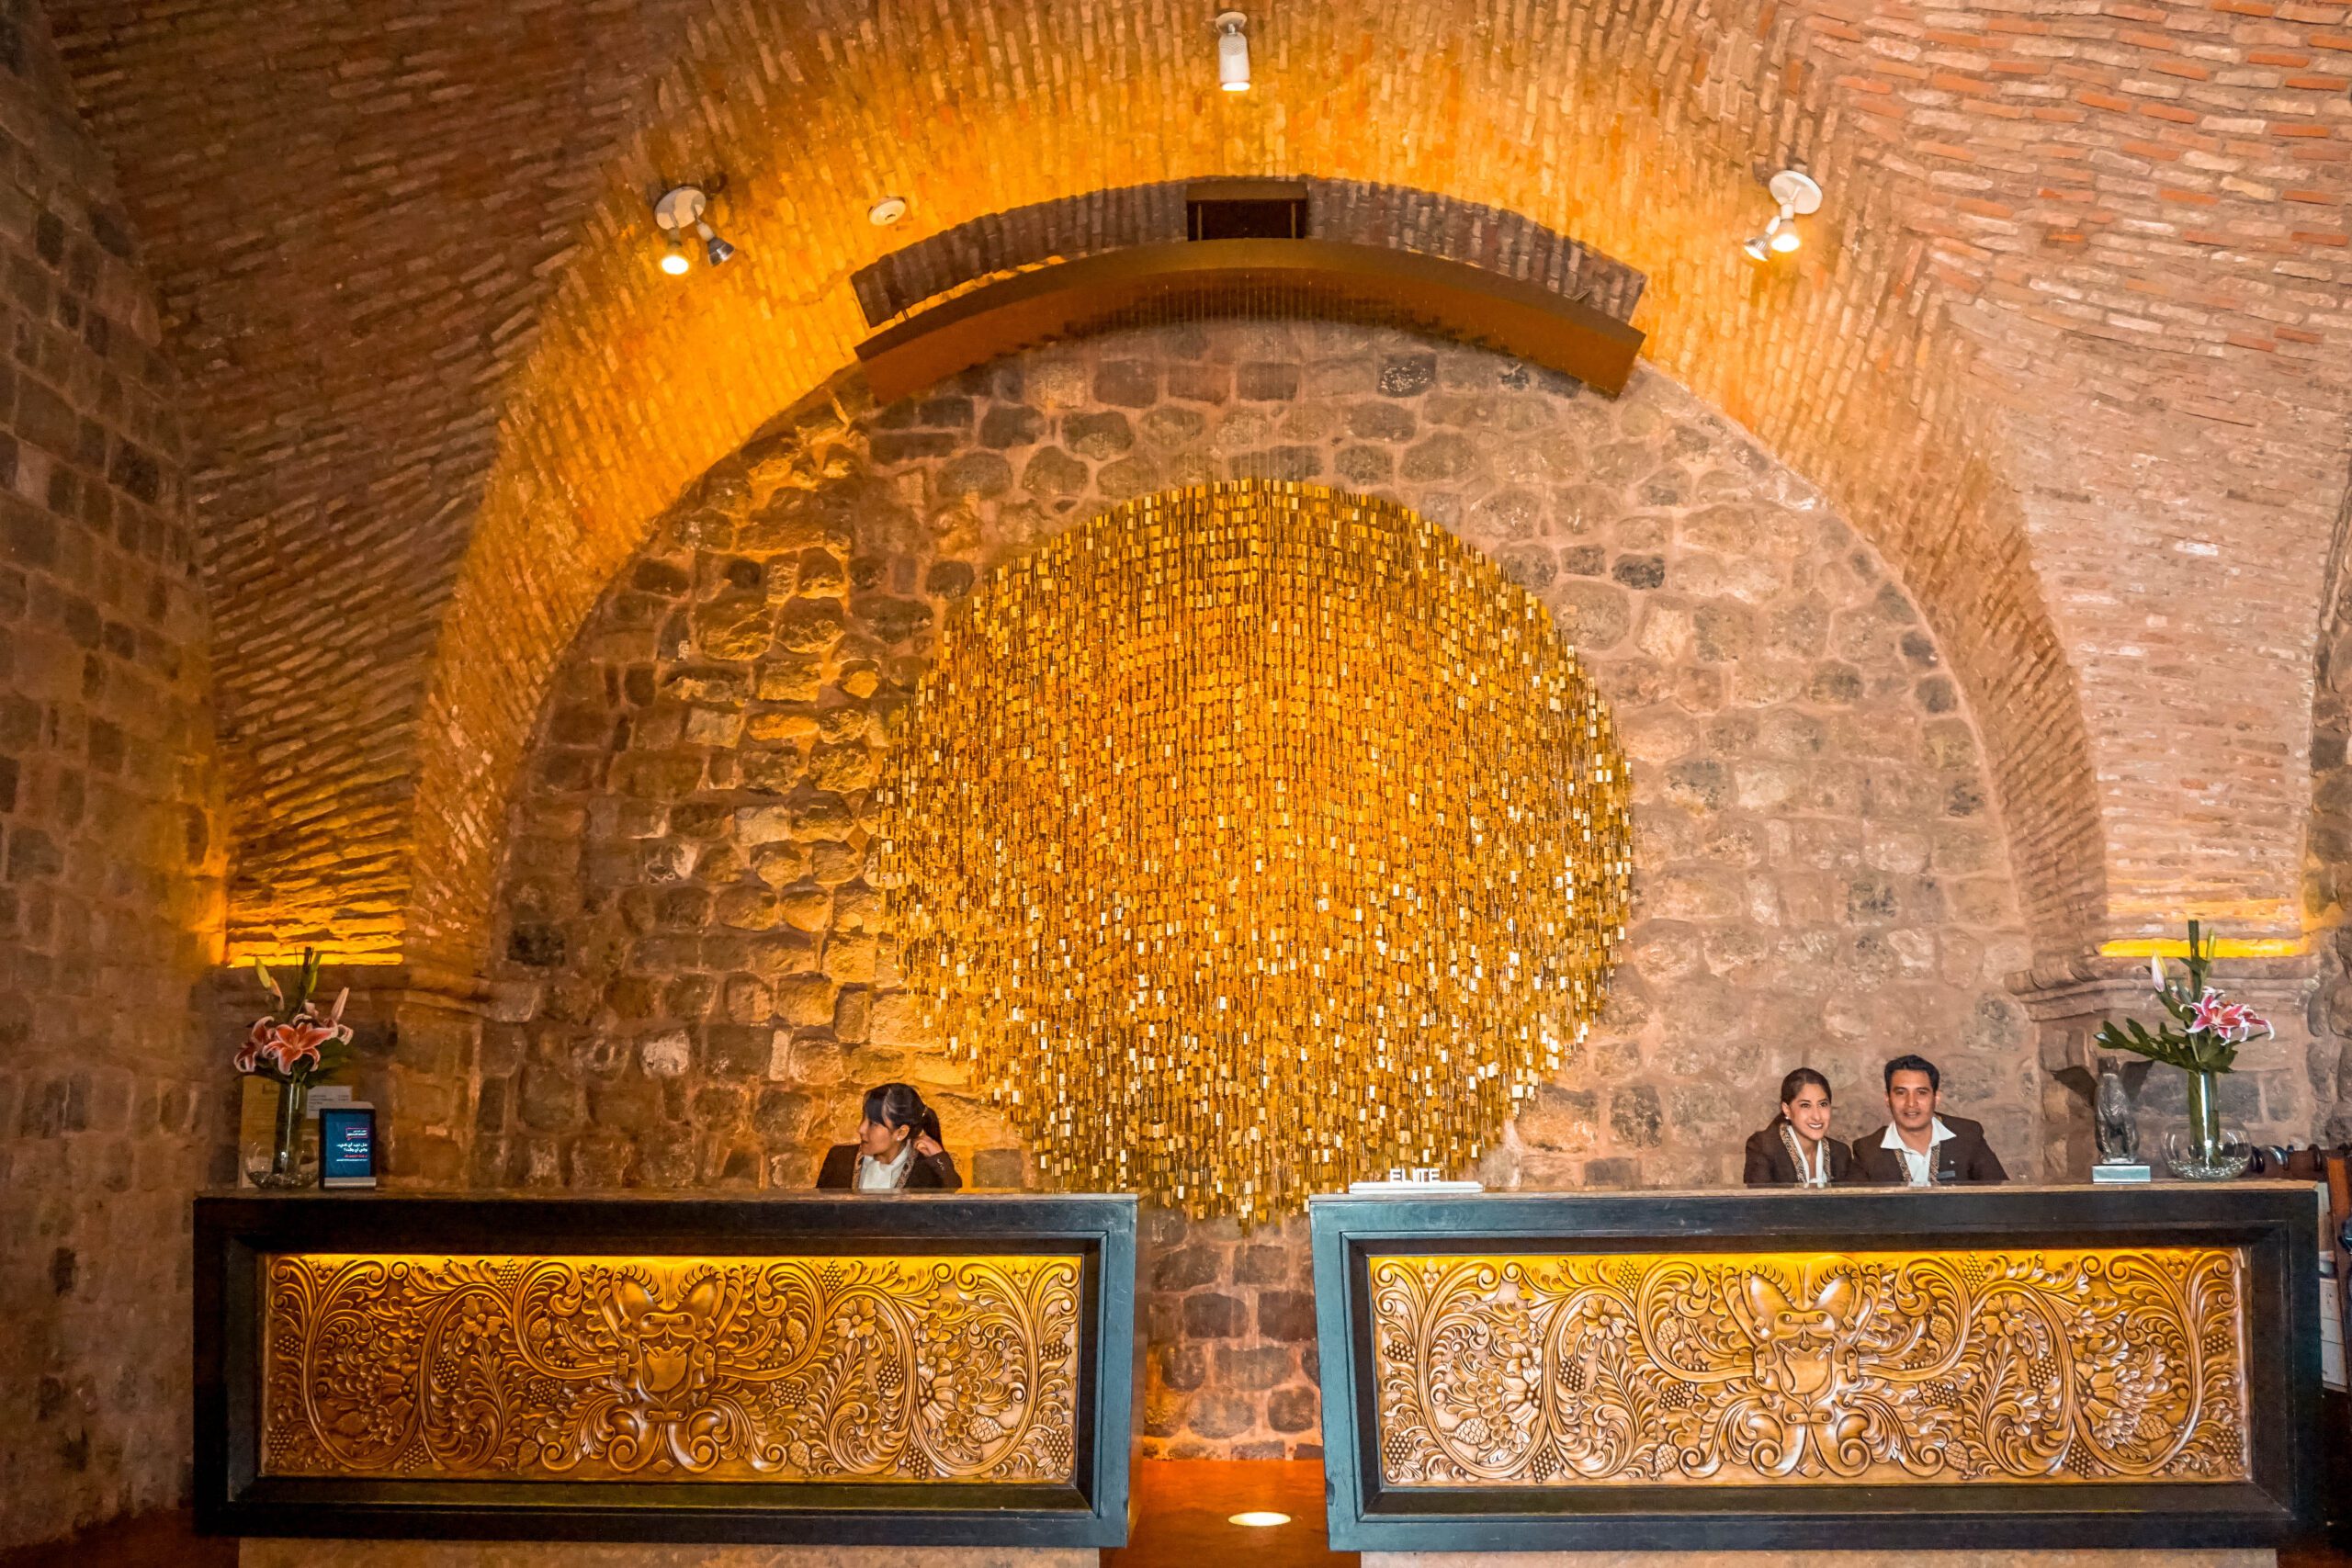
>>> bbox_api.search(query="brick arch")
[64,1,2347,978]
[404,4,2109,981]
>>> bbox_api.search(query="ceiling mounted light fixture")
[1215,11,1250,92]
[869,196,909,227]
[653,183,739,275]
[1742,169,1821,263]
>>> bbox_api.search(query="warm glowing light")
[660,250,691,276]
[224,947,403,968]
[885,481,1634,1224]
[1229,1511,1292,1528]
[2098,936,2305,960]
[1770,226,1802,254]
[261,1251,1081,1482]
[1372,1247,2248,1487]
[1216,11,1250,91]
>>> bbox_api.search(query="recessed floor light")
[1228,1510,1292,1528]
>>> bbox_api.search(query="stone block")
[1256,1289,1317,1343]
[1181,1292,1248,1338]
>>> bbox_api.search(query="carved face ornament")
[1734,1272,1868,1422]
[604,1274,727,1412]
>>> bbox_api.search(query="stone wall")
[482,320,2031,1458]
[0,0,220,1547]
[2304,557,2352,1147]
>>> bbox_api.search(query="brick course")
[48,0,2349,985]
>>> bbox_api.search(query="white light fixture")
[654,184,740,275]
[869,196,909,227]
[1227,1511,1291,1529]
[1742,169,1821,263]
[1215,11,1250,93]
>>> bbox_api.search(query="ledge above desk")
[193,1191,1137,1548]
[1309,1183,2321,1554]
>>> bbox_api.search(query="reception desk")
[193,1191,1137,1549]
[1309,1183,2319,1555]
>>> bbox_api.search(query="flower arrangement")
[2093,920,2272,1074]
[237,949,354,1087]
[238,950,354,1188]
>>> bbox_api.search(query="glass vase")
[253,1077,313,1190]
[2164,1068,2250,1181]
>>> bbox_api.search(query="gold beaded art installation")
[884,481,1633,1223]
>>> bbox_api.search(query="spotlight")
[1228,1512,1291,1529]
[1742,169,1821,263]
[653,184,740,275]
[1216,11,1250,93]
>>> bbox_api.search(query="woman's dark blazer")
[1741,1124,1855,1187]
[813,1143,962,1191]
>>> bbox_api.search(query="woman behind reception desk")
[815,1082,963,1190]
[1742,1066,1854,1187]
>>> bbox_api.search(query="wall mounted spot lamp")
[1742,170,1822,263]
[1216,11,1250,92]
[654,183,739,275]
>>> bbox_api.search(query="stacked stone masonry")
[2304,552,2352,1146]
[485,321,2039,1455]
[0,0,220,1549]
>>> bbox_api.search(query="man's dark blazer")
[813,1144,963,1190]
[1849,1114,2008,1184]
[1741,1124,1856,1186]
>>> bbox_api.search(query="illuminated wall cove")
[886,481,1632,1222]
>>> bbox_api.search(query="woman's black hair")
[1775,1066,1833,1120]
[862,1081,944,1147]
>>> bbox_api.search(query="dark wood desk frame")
[194,1192,1139,1547]
[1310,1184,2320,1553]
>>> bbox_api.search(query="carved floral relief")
[261,1252,1081,1483]
[1372,1247,2248,1486]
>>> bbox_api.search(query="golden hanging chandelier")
[883,481,1633,1222]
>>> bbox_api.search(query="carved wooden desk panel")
[1311,1186,2318,1554]
[260,1252,1081,1483]
[196,1194,1136,1547]
[1371,1247,2247,1488]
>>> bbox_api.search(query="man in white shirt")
[1851,1054,2008,1185]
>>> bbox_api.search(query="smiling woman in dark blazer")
[1742,1067,1855,1187]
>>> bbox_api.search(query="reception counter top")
[1308,1183,2320,1554]
[193,1191,1137,1547]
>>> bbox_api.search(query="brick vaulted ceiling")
[43,0,2352,974]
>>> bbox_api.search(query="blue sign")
[320,1106,376,1187]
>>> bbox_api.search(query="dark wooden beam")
[854,237,1645,404]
